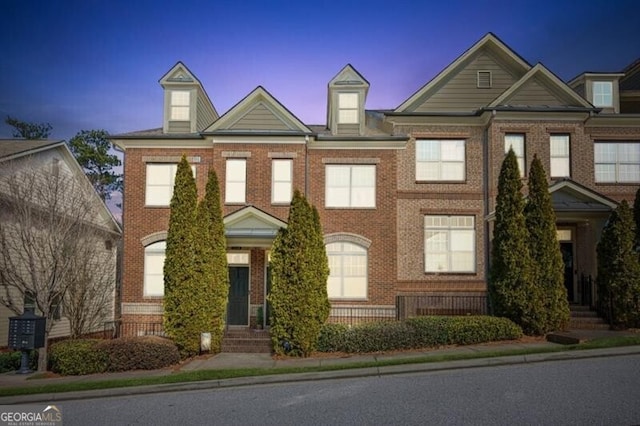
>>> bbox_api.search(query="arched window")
[326,242,367,299]
[144,241,166,297]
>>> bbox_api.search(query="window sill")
[324,207,376,210]
[415,180,467,184]
[143,295,164,299]
[595,182,640,185]
[144,205,170,209]
[424,272,477,276]
[329,298,368,302]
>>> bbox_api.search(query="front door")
[228,266,249,326]
[560,242,574,302]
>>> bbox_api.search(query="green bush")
[49,339,107,375]
[0,350,38,373]
[97,336,180,372]
[317,316,523,353]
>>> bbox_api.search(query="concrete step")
[570,310,600,318]
[568,318,610,330]
[569,304,593,312]
[222,328,272,353]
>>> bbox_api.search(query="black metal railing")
[103,320,165,339]
[579,274,594,308]
[396,295,488,320]
[327,306,396,326]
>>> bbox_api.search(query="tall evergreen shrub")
[489,149,543,335]
[269,190,330,356]
[524,155,569,332]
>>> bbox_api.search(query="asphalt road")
[61,354,640,425]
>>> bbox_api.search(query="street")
[62,354,640,425]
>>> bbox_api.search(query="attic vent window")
[170,90,190,121]
[477,71,492,88]
[338,93,359,124]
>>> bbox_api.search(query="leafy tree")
[489,149,543,335]
[67,130,122,201]
[5,116,52,139]
[634,187,640,251]
[193,169,229,353]
[524,155,569,332]
[269,190,330,356]
[596,200,640,328]
[163,155,198,356]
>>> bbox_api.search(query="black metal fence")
[103,320,165,339]
[396,295,488,320]
[326,306,396,326]
[579,273,594,308]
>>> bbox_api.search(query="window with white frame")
[325,164,375,208]
[592,81,613,107]
[504,134,525,177]
[170,90,190,120]
[416,139,465,181]
[225,159,247,203]
[144,241,166,297]
[338,93,359,124]
[424,215,475,273]
[326,242,367,299]
[594,142,640,183]
[272,159,292,204]
[550,135,571,178]
[146,164,196,206]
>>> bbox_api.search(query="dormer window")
[170,90,190,120]
[338,93,359,124]
[592,81,613,107]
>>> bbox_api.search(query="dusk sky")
[1,0,639,143]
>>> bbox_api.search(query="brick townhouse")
[111,33,640,332]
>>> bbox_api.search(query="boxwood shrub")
[97,336,180,372]
[0,350,38,373]
[317,316,523,353]
[49,339,108,375]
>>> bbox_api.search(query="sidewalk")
[0,329,638,404]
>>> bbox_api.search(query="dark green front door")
[228,266,249,326]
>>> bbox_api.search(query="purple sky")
[1,0,639,143]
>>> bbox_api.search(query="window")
[144,241,166,297]
[594,142,640,183]
[325,165,375,208]
[504,134,525,177]
[145,164,195,206]
[592,81,613,107]
[338,93,359,124]
[23,291,36,314]
[550,135,570,177]
[416,139,465,181]
[170,90,190,120]
[327,242,367,299]
[477,71,492,88]
[272,159,292,204]
[424,215,475,273]
[226,159,247,203]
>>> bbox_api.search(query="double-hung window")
[326,242,367,299]
[416,139,465,181]
[504,134,525,177]
[146,164,195,206]
[272,159,292,204]
[338,93,359,124]
[170,90,190,121]
[225,159,247,203]
[550,135,571,178]
[594,142,640,183]
[424,215,475,273]
[592,82,613,107]
[144,241,166,297]
[325,165,375,208]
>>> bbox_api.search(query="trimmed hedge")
[97,336,180,372]
[49,339,107,375]
[49,337,180,375]
[317,316,523,353]
[0,350,38,373]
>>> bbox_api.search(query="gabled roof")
[203,86,312,134]
[396,33,531,112]
[488,63,594,109]
[620,58,640,91]
[549,179,618,212]
[224,205,287,247]
[328,64,370,90]
[0,139,64,161]
[159,61,219,121]
[0,139,122,234]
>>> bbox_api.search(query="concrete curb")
[2,345,639,405]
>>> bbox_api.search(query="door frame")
[227,251,251,327]
[557,227,576,303]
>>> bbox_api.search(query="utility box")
[8,311,46,350]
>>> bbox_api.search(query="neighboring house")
[0,140,122,346]
[111,33,640,334]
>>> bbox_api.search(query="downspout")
[304,135,309,197]
[483,110,495,314]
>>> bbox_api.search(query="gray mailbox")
[8,311,46,374]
